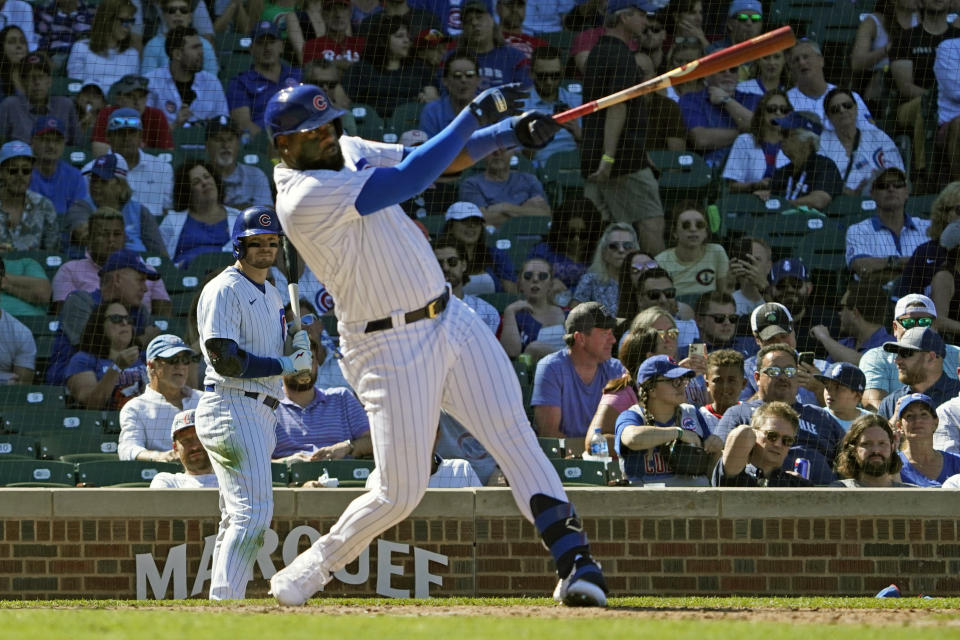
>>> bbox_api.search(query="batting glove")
[513,111,563,149]
[291,330,310,352]
[469,83,528,127]
[279,349,313,375]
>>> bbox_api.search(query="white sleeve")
[936,39,960,124]
[118,402,146,461]
[936,403,960,454]
[198,279,242,344]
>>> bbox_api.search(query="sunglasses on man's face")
[522,271,550,281]
[644,287,677,301]
[760,429,795,447]
[875,180,906,191]
[735,12,762,22]
[160,354,194,366]
[3,166,32,176]
[438,256,460,268]
[534,71,562,80]
[896,316,934,330]
[705,313,738,324]
[760,366,797,379]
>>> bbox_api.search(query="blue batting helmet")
[232,206,283,260]
[264,84,346,143]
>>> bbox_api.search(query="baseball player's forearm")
[205,338,283,378]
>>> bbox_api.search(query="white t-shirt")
[150,472,219,488]
[0,312,36,380]
[722,133,789,185]
[365,458,482,489]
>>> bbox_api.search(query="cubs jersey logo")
[312,94,328,111]
[696,268,716,286]
[258,213,272,228]
[682,417,695,430]
[872,148,886,168]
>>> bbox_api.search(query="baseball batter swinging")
[265,83,608,607]
[195,207,312,599]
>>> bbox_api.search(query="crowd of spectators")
[2,0,960,493]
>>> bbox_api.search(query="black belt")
[364,291,449,334]
[204,385,280,410]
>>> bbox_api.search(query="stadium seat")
[214,29,249,55]
[0,434,38,459]
[16,315,60,338]
[0,385,65,410]
[717,193,786,238]
[75,460,181,487]
[63,146,89,167]
[420,214,446,237]
[538,149,583,207]
[151,316,187,338]
[537,436,565,459]
[13,408,110,436]
[320,314,339,337]
[388,101,424,137]
[647,150,712,211]
[272,462,289,487]
[186,251,235,278]
[825,195,875,220]
[0,460,75,487]
[478,292,520,314]
[350,104,385,141]
[219,52,253,86]
[167,291,196,318]
[39,432,119,460]
[288,460,375,487]
[173,125,208,153]
[152,256,199,295]
[495,215,551,241]
[542,30,573,58]
[742,211,843,259]
[550,459,607,485]
[905,194,937,219]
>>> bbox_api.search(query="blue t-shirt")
[898,450,960,487]
[715,400,845,485]
[877,374,960,419]
[678,89,761,167]
[62,351,147,409]
[516,310,542,352]
[419,95,458,137]
[473,46,531,91]
[273,386,370,458]
[831,326,895,365]
[614,403,710,484]
[531,349,627,438]
[459,171,547,210]
[226,64,302,128]
[174,215,231,267]
[30,161,88,215]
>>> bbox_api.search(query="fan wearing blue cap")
[814,362,871,432]
[761,110,843,211]
[877,327,960,420]
[614,355,713,486]
[893,393,960,487]
[705,0,763,54]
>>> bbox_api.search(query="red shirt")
[92,105,174,150]
[502,31,548,60]
[302,35,366,64]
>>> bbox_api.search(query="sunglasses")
[735,12,762,22]
[607,241,637,252]
[300,313,316,326]
[760,366,797,379]
[765,104,791,115]
[706,313,738,324]
[4,166,32,176]
[534,71,562,80]
[657,376,689,389]
[760,430,796,447]
[438,256,460,268]
[644,287,677,301]
[875,180,906,190]
[680,220,707,231]
[827,101,855,115]
[109,116,141,130]
[896,316,934,330]
[522,271,550,281]
[631,260,658,274]
[448,70,477,80]
[644,25,664,34]
[165,5,190,13]
[106,314,132,325]
[656,328,680,341]
[161,354,194,365]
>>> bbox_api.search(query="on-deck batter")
[195,207,312,599]
[265,83,609,607]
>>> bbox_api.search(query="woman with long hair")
[722,89,791,193]
[67,0,140,93]
[737,50,789,97]
[571,222,638,315]
[500,258,567,361]
[159,159,242,267]
[614,355,712,486]
[0,25,27,98]
[342,14,437,118]
[850,0,918,108]
[900,181,960,295]
[892,393,960,486]
[615,249,659,322]
[64,301,147,409]
[655,202,730,297]
[526,197,601,304]
[664,0,710,52]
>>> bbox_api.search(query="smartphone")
[689,343,707,358]
[798,352,815,366]
[728,237,753,263]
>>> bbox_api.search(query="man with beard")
[765,257,838,358]
[457,0,531,90]
[145,26,228,129]
[149,409,220,488]
[204,116,273,210]
[691,291,754,357]
[433,234,500,333]
[715,343,844,484]
[810,280,894,366]
[878,327,960,419]
[273,336,372,464]
[832,414,907,487]
[518,45,581,169]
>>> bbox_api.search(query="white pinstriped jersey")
[273,136,448,327]
[197,265,286,398]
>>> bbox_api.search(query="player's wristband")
[601,154,615,165]
[464,117,519,162]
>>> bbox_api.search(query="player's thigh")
[195,394,275,497]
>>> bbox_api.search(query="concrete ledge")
[474,487,722,518]
[51,488,297,518]
[0,488,53,517]
[293,488,478,519]
[716,488,952,518]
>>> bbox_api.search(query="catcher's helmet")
[264,84,346,143]
[232,206,283,260]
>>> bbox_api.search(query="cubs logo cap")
[0,140,34,165]
[895,393,935,420]
[814,361,866,393]
[31,115,65,138]
[170,408,197,439]
[83,153,129,180]
[635,354,695,385]
[264,84,346,142]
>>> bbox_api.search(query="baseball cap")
[728,0,762,16]
[0,140,34,165]
[873,166,907,184]
[399,129,428,146]
[250,19,281,40]
[607,0,661,14]
[882,326,946,358]
[147,334,196,362]
[775,111,824,136]
[462,0,490,14]
[445,201,484,221]
[207,115,241,138]
[636,354,695,385]
[109,74,149,98]
[814,361,866,393]
[31,115,65,138]
[940,220,960,251]
[106,107,143,131]
[99,249,161,280]
[170,408,197,439]
[83,153,129,180]
[21,52,51,74]
[564,301,617,338]
[895,392,935,420]
[894,293,938,319]
[750,302,794,341]
[769,257,810,284]
[414,28,451,49]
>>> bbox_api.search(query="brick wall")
[1,488,957,599]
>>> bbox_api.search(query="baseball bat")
[283,237,302,333]
[553,26,796,124]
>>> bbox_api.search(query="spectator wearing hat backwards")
[149,409,219,488]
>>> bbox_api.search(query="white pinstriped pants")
[195,388,277,599]
[302,295,568,576]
